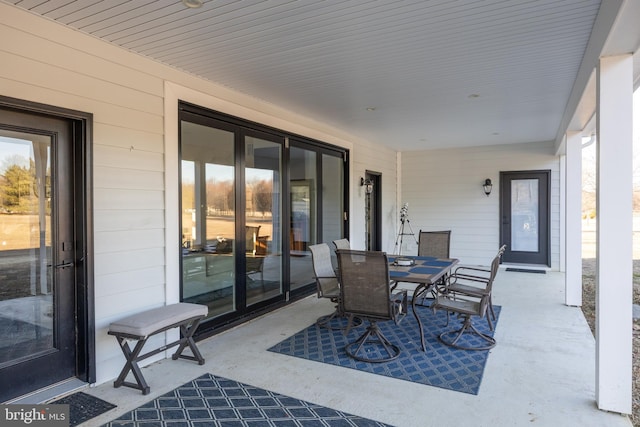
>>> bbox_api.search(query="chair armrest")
[447,282,490,298]
[440,272,491,297]
[454,265,491,276]
[448,273,490,286]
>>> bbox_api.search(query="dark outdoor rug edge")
[103,373,392,427]
[50,391,116,427]
[268,302,501,395]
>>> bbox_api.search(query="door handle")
[53,261,75,269]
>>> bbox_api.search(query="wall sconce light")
[483,178,493,196]
[361,177,374,250]
[360,177,374,194]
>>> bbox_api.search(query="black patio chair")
[309,243,361,330]
[418,230,451,259]
[447,244,506,326]
[430,253,501,350]
[332,238,351,251]
[413,230,452,302]
[336,249,407,362]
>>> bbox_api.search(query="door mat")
[268,302,500,395]
[505,268,546,274]
[104,373,391,426]
[50,391,116,427]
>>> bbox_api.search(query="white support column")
[595,54,633,414]
[560,152,566,274]
[565,131,582,306]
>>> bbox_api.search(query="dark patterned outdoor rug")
[104,373,391,426]
[268,302,500,395]
[50,391,116,426]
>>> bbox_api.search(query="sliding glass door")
[321,153,345,244]
[179,103,347,331]
[180,110,285,327]
[289,142,346,294]
[181,120,239,319]
[244,133,282,306]
[289,146,317,290]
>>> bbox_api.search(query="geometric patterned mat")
[268,301,500,395]
[103,373,392,426]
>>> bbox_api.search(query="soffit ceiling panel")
[4,0,603,150]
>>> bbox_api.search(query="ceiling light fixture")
[182,0,203,8]
[365,107,376,111]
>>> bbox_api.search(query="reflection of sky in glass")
[246,168,272,182]
[0,136,32,171]
[206,163,234,181]
[183,161,272,183]
[181,160,194,183]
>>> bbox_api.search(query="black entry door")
[365,171,381,251]
[0,107,77,402]
[500,170,551,266]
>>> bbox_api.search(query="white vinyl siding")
[401,141,560,269]
[350,140,399,252]
[0,3,399,385]
[0,4,167,382]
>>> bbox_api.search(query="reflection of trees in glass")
[1,153,30,173]
[182,182,194,212]
[205,179,234,215]
[0,157,43,213]
[253,180,272,218]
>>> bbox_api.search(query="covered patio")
[1,0,640,420]
[71,269,630,426]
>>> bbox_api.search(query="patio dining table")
[387,255,459,352]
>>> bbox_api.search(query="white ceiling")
[4,0,614,150]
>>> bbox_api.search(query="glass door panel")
[245,135,282,305]
[500,170,550,265]
[181,122,236,319]
[0,117,76,402]
[0,133,53,365]
[179,103,348,333]
[510,179,539,252]
[289,147,317,291]
[322,153,344,246]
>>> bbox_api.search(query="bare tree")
[253,180,272,218]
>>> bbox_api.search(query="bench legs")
[172,322,205,365]
[112,318,205,395]
[113,337,151,395]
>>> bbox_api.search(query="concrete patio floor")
[79,269,631,427]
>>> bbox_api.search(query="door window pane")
[181,122,236,318]
[0,132,53,365]
[289,147,317,290]
[322,154,344,265]
[321,154,343,243]
[245,136,282,305]
[511,179,539,252]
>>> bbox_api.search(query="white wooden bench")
[108,303,208,394]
